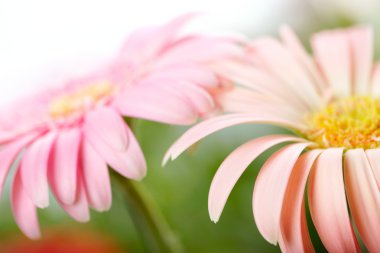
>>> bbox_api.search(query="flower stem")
[113,172,184,253]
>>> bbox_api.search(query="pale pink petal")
[209,135,305,223]
[83,107,128,151]
[59,177,90,223]
[156,37,242,68]
[164,113,306,164]
[158,80,215,116]
[20,131,56,208]
[85,125,146,180]
[50,128,81,205]
[252,143,310,244]
[345,149,380,252]
[120,13,198,65]
[370,63,380,96]
[11,169,40,239]
[312,30,351,97]
[348,26,373,95]
[0,132,40,199]
[146,64,218,88]
[114,81,197,125]
[308,148,359,253]
[211,59,309,112]
[279,25,327,94]
[279,150,322,253]
[82,139,112,212]
[365,149,380,189]
[248,38,322,109]
[218,87,302,121]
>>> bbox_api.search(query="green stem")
[113,173,183,253]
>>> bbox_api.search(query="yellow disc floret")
[303,96,380,149]
[49,81,115,119]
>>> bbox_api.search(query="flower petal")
[248,38,322,109]
[365,148,380,190]
[11,169,40,239]
[209,135,305,223]
[85,125,146,180]
[156,36,242,68]
[115,81,197,125]
[82,139,112,212]
[312,30,351,97]
[211,59,309,112]
[371,63,380,97]
[50,128,81,205]
[218,87,302,121]
[279,25,327,94]
[348,26,373,95]
[253,143,310,245]
[0,132,40,199]
[279,150,322,253]
[308,148,359,253]
[345,149,380,252]
[120,13,197,65]
[146,65,218,88]
[20,131,56,208]
[84,107,128,151]
[164,113,306,164]
[59,177,90,223]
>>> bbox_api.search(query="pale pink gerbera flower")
[0,14,240,239]
[165,26,380,252]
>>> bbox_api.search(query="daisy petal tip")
[27,230,42,240]
[35,200,49,209]
[161,152,173,167]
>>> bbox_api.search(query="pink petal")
[50,128,81,205]
[164,113,306,164]
[85,125,146,180]
[248,38,322,109]
[218,87,302,121]
[279,25,327,94]
[11,169,40,239]
[365,149,380,189]
[308,148,359,253]
[82,139,112,212]
[0,132,40,199]
[59,177,90,223]
[209,135,305,223]
[312,30,351,97]
[279,150,322,253]
[211,59,309,111]
[120,13,198,65]
[345,149,380,252]
[157,79,215,116]
[155,36,242,68]
[252,143,310,244]
[370,63,380,96]
[20,131,56,208]
[146,65,218,88]
[84,107,128,151]
[114,80,197,125]
[348,26,373,95]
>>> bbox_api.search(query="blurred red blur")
[0,227,124,253]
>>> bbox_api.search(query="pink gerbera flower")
[0,14,240,239]
[165,26,380,252]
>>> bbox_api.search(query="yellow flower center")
[49,81,115,119]
[303,96,380,149]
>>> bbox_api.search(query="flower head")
[0,14,241,239]
[165,26,380,252]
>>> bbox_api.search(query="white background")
[0,0,297,106]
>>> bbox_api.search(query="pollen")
[303,96,380,149]
[49,81,115,119]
